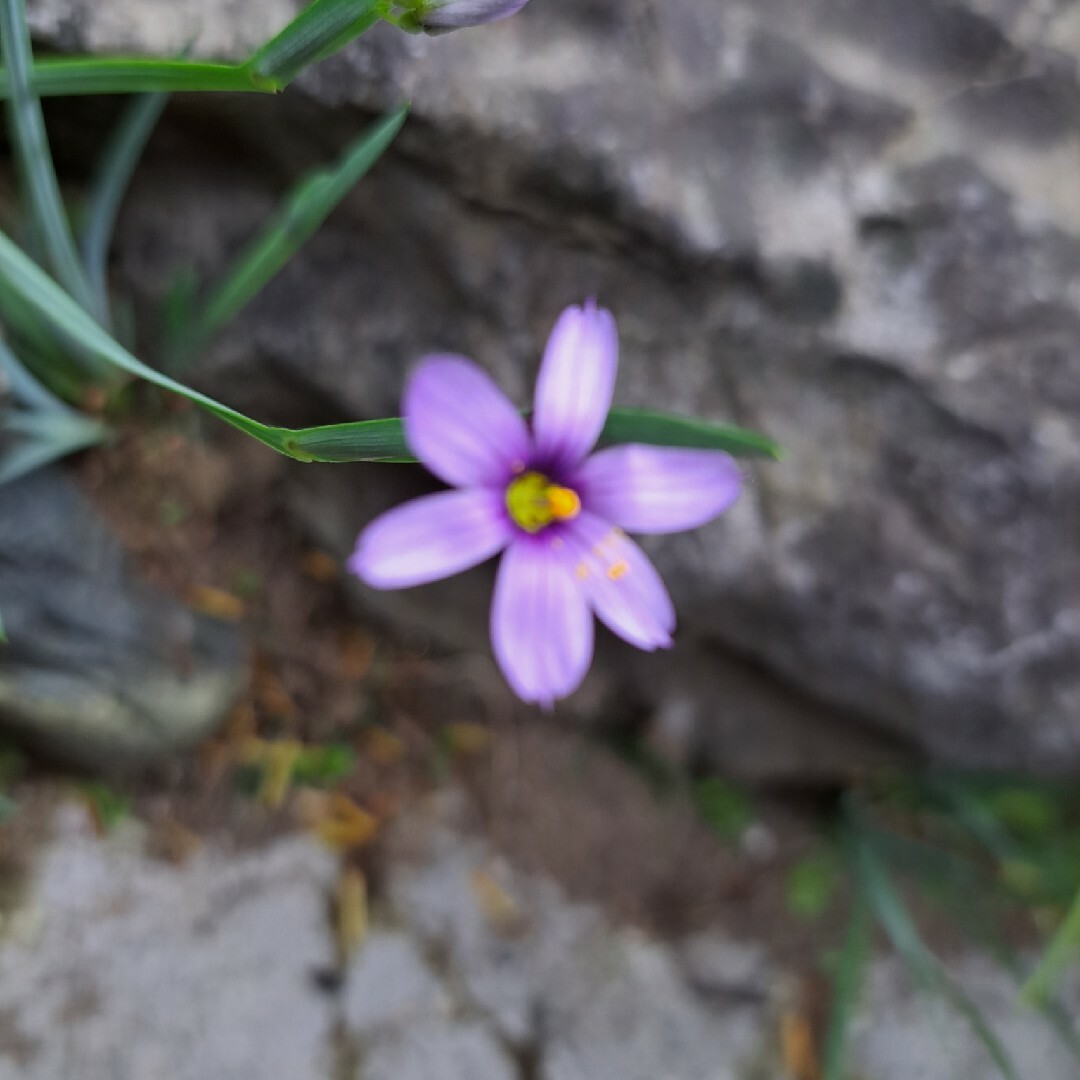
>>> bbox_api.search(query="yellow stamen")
[547,486,581,521]
[506,472,582,533]
[575,563,589,580]
[607,560,629,581]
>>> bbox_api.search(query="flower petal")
[562,512,675,650]
[405,356,532,489]
[490,538,594,706]
[418,0,530,31]
[349,488,512,589]
[531,301,618,471]
[575,445,742,534]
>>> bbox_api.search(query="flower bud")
[400,0,531,34]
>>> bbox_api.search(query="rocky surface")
[0,468,247,767]
[23,0,1080,773]
[0,793,1077,1079]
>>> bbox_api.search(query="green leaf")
[279,408,784,465]
[179,106,407,361]
[984,786,1062,840]
[1021,885,1080,1008]
[787,851,841,919]
[0,284,87,398]
[846,816,1020,1080]
[80,781,131,832]
[0,332,67,412]
[0,226,782,465]
[0,58,279,98]
[597,407,783,460]
[692,777,754,839]
[0,0,101,319]
[292,744,357,787]
[281,418,414,462]
[0,222,421,461]
[82,91,169,316]
[0,409,109,483]
[247,0,383,84]
[821,887,872,1080]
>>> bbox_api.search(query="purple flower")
[349,302,743,706]
[402,0,530,33]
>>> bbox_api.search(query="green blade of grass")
[0,227,782,465]
[81,91,169,315]
[0,409,108,483]
[247,0,384,84]
[280,406,783,464]
[0,58,279,98]
[928,870,1080,1063]
[846,819,1020,1080]
[597,406,782,460]
[0,0,101,319]
[1020,885,1080,1008]
[178,105,407,361]
[822,887,872,1080]
[0,224,385,459]
[0,332,66,412]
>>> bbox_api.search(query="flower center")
[505,471,581,533]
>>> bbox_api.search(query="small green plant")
[80,781,132,832]
[818,775,1080,1079]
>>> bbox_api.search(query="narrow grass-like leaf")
[247,0,383,84]
[930,873,1080,1062]
[0,333,66,412]
[0,0,100,318]
[280,418,413,462]
[597,407,783,460]
[0,228,782,465]
[159,267,199,370]
[1,283,117,399]
[822,887,872,1080]
[280,406,783,464]
[82,91,169,314]
[180,106,407,361]
[0,225,418,460]
[0,410,107,483]
[0,58,279,98]
[1021,885,1080,1008]
[847,819,1020,1080]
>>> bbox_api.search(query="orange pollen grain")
[607,560,630,581]
[574,563,589,580]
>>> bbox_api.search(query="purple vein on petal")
[490,538,594,706]
[531,302,619,471]
[575,445,743,534]
[561,511,675,650]
[349,488,512,589]
[405,355,532,489]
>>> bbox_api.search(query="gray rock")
[27,0,1080,772]
[0,468,247,767]
[0,804,339,1080]
[2,790,1075,1080]
[25,0,294,56]
[344,930,451,1037]
[384,809,770,1077]
[359,1020,519,1080]
[850,955,1080,1080]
